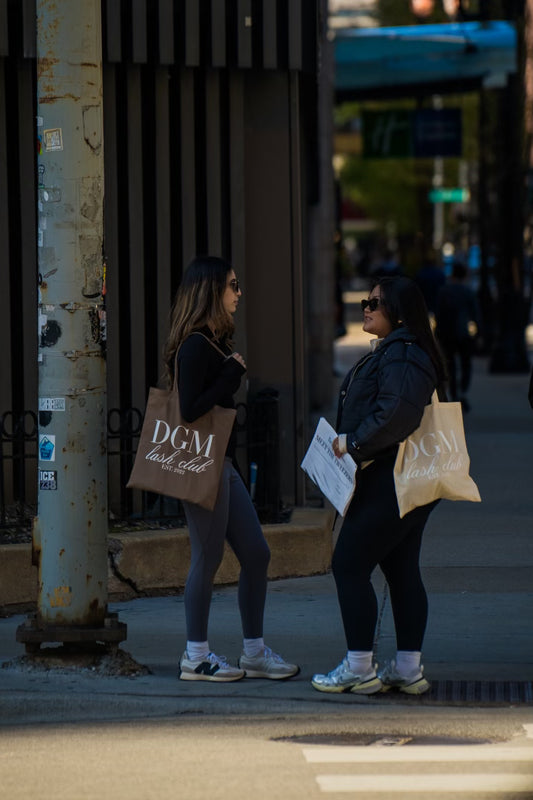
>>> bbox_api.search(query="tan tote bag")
[393,392,481,518]
[127,339,236,511]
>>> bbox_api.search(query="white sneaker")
[179,651,244,682]
[311,658,382,694]
[378,660,430,695]
[239,646,300,679]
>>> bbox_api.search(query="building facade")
[0,0,335,520]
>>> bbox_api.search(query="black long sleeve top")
[176,327,246,459]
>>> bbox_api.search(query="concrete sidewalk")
[0,340,532,719]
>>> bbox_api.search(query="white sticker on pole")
[39,434,56,462]
[43,128,63,151]
[39,397,66,412]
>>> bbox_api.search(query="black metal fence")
[1,390,283,533]
[0,410,38,530]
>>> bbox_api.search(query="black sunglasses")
[229,278,240,293]
[361,297,382,312]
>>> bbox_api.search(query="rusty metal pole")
[17,0,125,651]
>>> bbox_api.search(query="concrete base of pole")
[2,642,149,676]
[15,612,127,654]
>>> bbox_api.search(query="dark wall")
[0,0,328,513]
[243,70,306,499]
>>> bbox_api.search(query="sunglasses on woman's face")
[229,278,240,293]
[361,297,382,312]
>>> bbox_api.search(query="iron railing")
[0,411,38,530]
[1,390,283,533]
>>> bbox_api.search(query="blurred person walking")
[311,277,446,696]
[371,248,402,278]
[164,256,299,683]
[435,261,479,411]
[415,253,445,316]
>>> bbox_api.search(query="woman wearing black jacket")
[164,256,299,683]
[312,276,447,696]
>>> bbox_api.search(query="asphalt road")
[0,710,532,800]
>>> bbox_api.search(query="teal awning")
[335,21,517,97]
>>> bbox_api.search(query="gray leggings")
[182,459,271,642]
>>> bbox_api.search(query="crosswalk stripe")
[302,745,533,763]
[316,773,533,793]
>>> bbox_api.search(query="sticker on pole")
[39,470,57,490]
[39,434,56,462]
[39,397,66,412]
[43,128,63,151]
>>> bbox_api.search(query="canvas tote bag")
[127,337,236,511]
[393,392,481,518]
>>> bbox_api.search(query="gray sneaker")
[311,658,382,694]
[179,651,244,682]
[239,646,300,679]
[378,660,430,695]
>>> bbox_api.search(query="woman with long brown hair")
[165,255,299,683]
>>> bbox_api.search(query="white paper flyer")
[301,417,357,517]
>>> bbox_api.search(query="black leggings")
[182,459,271,642]
[332,455,437,652]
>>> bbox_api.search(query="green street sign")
[429,188,470,203]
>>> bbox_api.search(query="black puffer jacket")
[336,328,438,464]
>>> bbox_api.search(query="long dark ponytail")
[374,276,447,387]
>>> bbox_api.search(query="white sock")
[187,641,210,662]
[243,637,265,658]
[347,650,373,675]
[395,650,421,676]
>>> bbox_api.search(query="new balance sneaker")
[239,646,300,679]
[311,658,382,694]
[179,651,245,682]
[378,660,430,695]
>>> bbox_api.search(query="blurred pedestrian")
[371,248,402,278]
[415,254,445,315]
[435,261,479,411]
[164,256,299,683]
[311,276,447,696]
